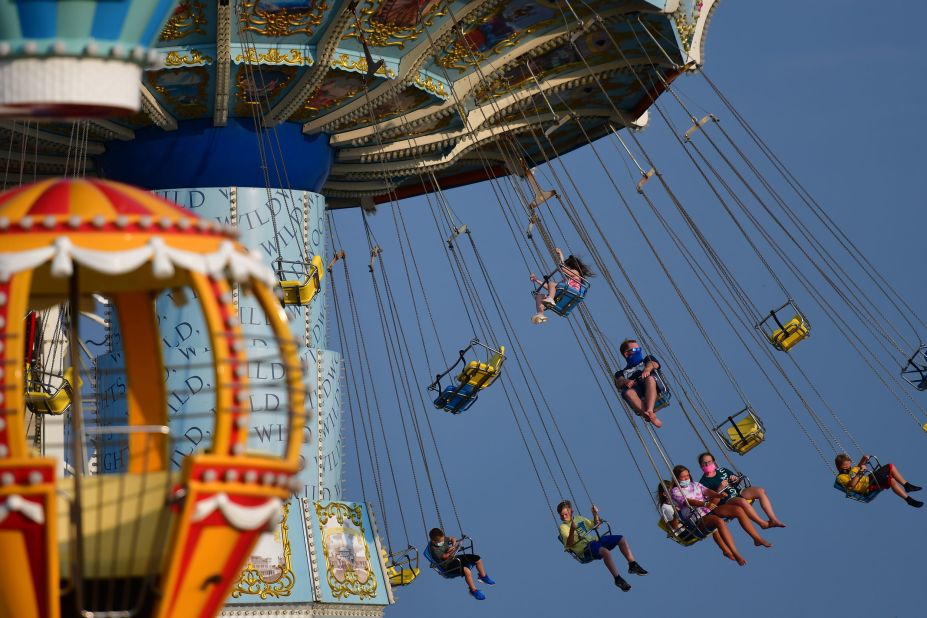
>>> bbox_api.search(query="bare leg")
[474,559,487,578]
[617,538,635,564]
[890,466,909,486]
[624,387,662,427]
[534,292,546,313]
[622,390,645,415]
[740,486,785,527]
[703,515,744,565]
[598,548,620,578]
[728,496,768,528]
[711,530,735,560]
[714,504,771,547]
[463,566,476,592]
[545,281,557,300]
[643,376,657,413]
[888,477,909,499]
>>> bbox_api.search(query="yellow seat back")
[769,316,809,351]
[457,346,505,389]
[279,255,325,306]
[657,519,702,547]
[24,366,82,416]
[381,548,419,587]
[726,417,765,455]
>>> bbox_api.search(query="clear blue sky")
[330,2,927,616]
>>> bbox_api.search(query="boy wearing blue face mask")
[613,339,663,428]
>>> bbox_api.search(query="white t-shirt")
[660,503,676,523]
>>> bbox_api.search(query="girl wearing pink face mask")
[698,452,786,529]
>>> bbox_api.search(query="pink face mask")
[701,462,717,474]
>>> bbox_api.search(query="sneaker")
[469,589,486,601]
[628,561,648,576]
[614,575,631,591]
[531,313,548,324]
[541,296,556,308]
[478,575,496,586]
[904,482,922,492]
[905,496,924,508]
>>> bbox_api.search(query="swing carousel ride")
[0,0,923,616]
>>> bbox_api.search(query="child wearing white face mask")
[670,465,772,550]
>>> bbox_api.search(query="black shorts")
[441,553,481,576]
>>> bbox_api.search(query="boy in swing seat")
[557,500,648,591]
[427,527,496,600]
[835,453,922,507]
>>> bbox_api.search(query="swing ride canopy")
[0,0,718,207]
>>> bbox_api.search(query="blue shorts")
[587,534,623,559]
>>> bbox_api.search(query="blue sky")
[329,2,927,616]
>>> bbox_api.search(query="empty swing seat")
[715,408,766,456]
[279,255,325,306]
[726,417,765,455]
[381,548,420,587]
[430,341,505,414]
[25,366,81,416]
[768,316,809,351]
[901,345,927,391]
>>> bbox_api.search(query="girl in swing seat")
[529,248,593,324]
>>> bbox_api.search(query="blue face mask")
[625,347,644,367]
[679,480,691,488]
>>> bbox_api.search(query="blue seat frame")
[424,535,475,579]
[532,273,590,318]
[901,345,927,391]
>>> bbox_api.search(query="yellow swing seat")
[456,346,505,389]
[725,416,765,455]
[657,519,705,547]
[25,366,82,416]
[768,315,809,352]
[279,255,325,306]
[381,548,420,587]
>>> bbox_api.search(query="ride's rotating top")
[0,0,718,204]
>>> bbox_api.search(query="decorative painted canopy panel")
[3,0,719,207]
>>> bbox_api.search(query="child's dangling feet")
[532,313,548,324]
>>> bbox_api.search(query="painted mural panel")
[306,501,390,605]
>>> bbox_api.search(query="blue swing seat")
[901,345,927,391]
[433,383,479,414]
[833,479,881,503]
[549,281,589,317]
[424,536,475,579]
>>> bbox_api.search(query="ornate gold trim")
[315,502,378,600]
[235,47,312,66]
[159,0,208,41]
[231,502,296,599]
[345,0,449,50]
[673,1,704,52]
[238,0,329,37]
[411,73,448,99]
[164,49,214,67]
[330,53,395,78]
